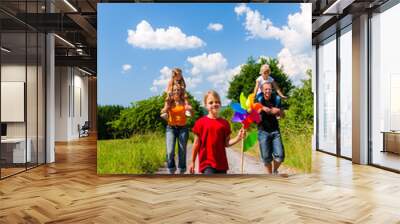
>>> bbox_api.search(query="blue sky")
[98,3,311,106]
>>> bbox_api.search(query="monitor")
[1,123,7,137]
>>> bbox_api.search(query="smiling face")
[262,82,272,100]
[204,91,221,117]
[172,86,182,101]
[260,64,270,78]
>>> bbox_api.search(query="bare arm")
[226,128,245,147]
[189,136,201,174]
[253,80,259,96]
[272,81,287,99]
[161,101,169,113]
[262,106,281,115]
[184,95,192,109]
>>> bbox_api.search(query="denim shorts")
[258,130,285,165]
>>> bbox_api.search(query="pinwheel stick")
[241,129,246,174]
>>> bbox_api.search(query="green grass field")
[280,128,312,172]
[232,127,312,173]
[97,133,166,174]
[98,128,311,174]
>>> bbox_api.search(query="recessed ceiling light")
[322,0,355,15]
[78,67,92,76]
[54,34,75,48]
[63,0,78,12]
[1,47,11,53]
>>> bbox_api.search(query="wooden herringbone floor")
[1,135,400,223]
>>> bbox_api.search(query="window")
[339,25,352,158]
[371,3,400,171]
[317,35,337,154]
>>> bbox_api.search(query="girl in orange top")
[161,68,192,120]
[165,85,192,174]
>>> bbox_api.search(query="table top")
[381,130,400,135]
[1,138,30,143]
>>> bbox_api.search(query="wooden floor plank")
[0,135,400,223]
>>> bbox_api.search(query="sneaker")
[185,110,191,117]
[272,170,289,177]
[160,113,168,120]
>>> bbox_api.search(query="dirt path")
[156,144,296,175]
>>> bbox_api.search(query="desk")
[1,138,32,163]
[381,131,400,154]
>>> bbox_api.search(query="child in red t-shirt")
[189,90,245,174]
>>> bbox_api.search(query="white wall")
[55,67,89,141]
[1,63,46,163]
[55,66,69,141]
[1,65,35,138]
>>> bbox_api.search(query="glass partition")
[0,1,46,179]
[1,30,28,177]
[317,34,337,154]
[339,25,352,158]
[371,3,400,171]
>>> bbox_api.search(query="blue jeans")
[256,92,281,108]
[258,130,285,165]
[166,125,189,173]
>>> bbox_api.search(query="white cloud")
[207,65,243,103]
[185,76,203,89]
[234,3,248,16]
[207,23,223,31]
[187,52,228,76]
[127,20,205,50]
[150,52,243,105]
[235,3,312,84]
[150,66,172,92]
[187,52,242,105]
[121,64,132,73]
[277,48,312,85]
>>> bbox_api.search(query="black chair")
[79,121,90,138]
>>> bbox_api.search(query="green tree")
[227,57,294,107]
[97,105,125,140]
[283,69,313,130]
[110,92,202,138]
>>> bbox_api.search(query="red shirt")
[192,116,231,173]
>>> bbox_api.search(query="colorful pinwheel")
[230,92,264,173]
[231,92,263,130]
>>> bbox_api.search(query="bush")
[110,92,202,138]
[279,69,313,172]
[97,105,125,140]
[282,69,313,132]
